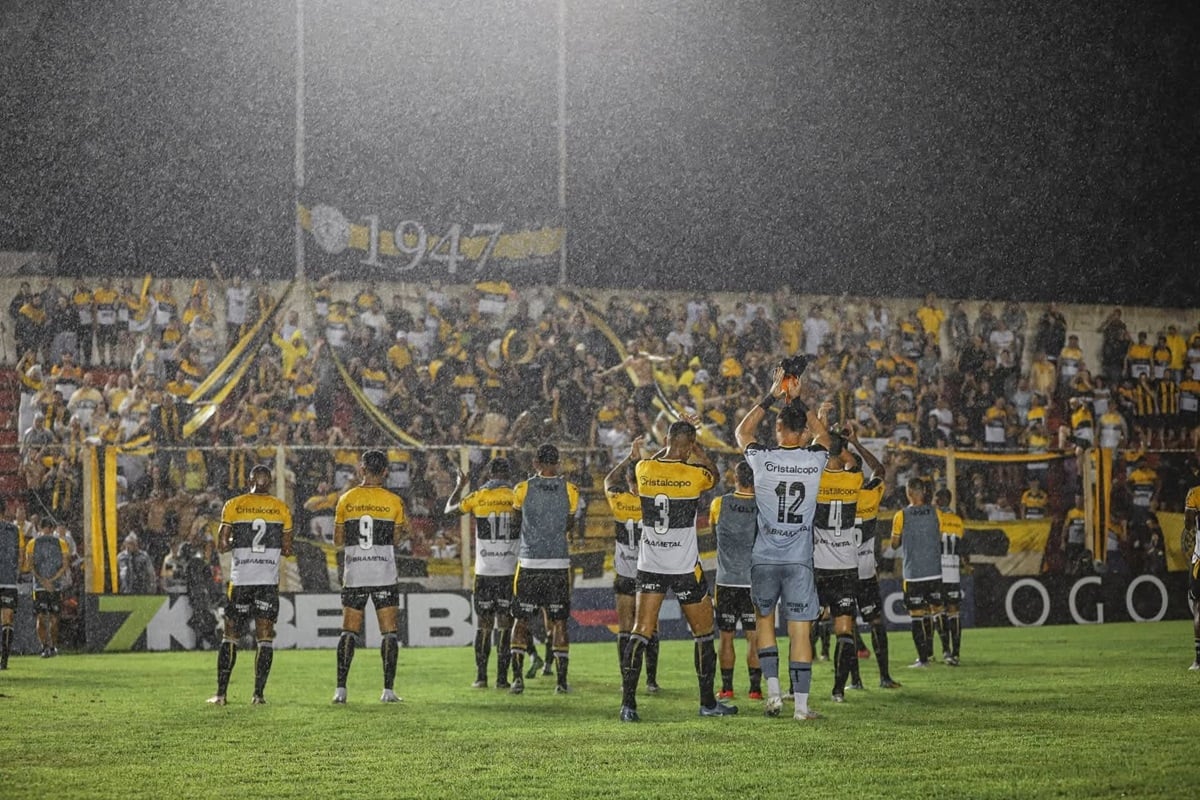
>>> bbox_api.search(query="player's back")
[462,482,518,576]
[635,457,713,573]
[514,475,576,567]
[895,505,941,581]
[223,492,292,585]
[744,443,827,565]
[338,485,406,587]
[713,491,756,587]
[813,467,863,570]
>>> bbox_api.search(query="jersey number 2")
[251,518,268,552]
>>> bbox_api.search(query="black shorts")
[472,573,514,616]
[941,581,962,607]
[33,590,61,615]
[903,579,938,614]
[0,587,17,610]
[225,585,281,623]
[512,567,571,622]
[613,574,637,597]
[856,576,882,622]
[714,585,755,632]
[1190,561,1200,605]
[341,584,400,612]
[636,566,709,606]
[815,568,858,618]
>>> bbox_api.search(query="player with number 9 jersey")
[336,484,407,588]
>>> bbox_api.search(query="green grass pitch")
[1,622,1195,799]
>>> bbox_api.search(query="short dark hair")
[361,449,388,475]
[667,420,696,440]
[250,464,272,480]
[734,460,754,488]
[535,443,559,464]
[778,399,808,433]
[489,457,511,477]
[934,488,951,507]
[907,477,928,498]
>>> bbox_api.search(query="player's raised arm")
[605,437,643,494]
[444,465,468,515]
[736,366,786,450]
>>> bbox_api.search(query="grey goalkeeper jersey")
[714,491,756,587]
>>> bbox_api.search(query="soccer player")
[445,457,519,689]
[890,478,942,668]
[25,517,70,658]
[333,450,409,704]
[812,435,863,703]
[710,460,762,701]
[0,512,24,669]
[735,366,832,721]
[207,464,293,706]
[604,439,660,692]
[508,444,579,695]
[620,418,733,722]
[843,424,901,689]
[1184,481,1199,670]
[934,489,966,666]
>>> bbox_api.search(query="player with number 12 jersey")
[744,443,828,569]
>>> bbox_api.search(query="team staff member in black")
[0,512,24,669]
[208,464,293,706]
[333,450,409,704]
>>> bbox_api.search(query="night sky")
[0,1,1197,306]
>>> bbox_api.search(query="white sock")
[795,691,809,713]
[766,677,781,698]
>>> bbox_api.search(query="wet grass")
[0,621,1195,799]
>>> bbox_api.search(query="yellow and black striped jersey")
[460,482,518,576]
[636,457,714,574]
[221,492,293,586]
[814,467,861,533]
[337,485,407,588]
[937,506,965,581]
[813,467,863,570]
[608,489,642,579]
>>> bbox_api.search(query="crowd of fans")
[6,274,1200,596]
